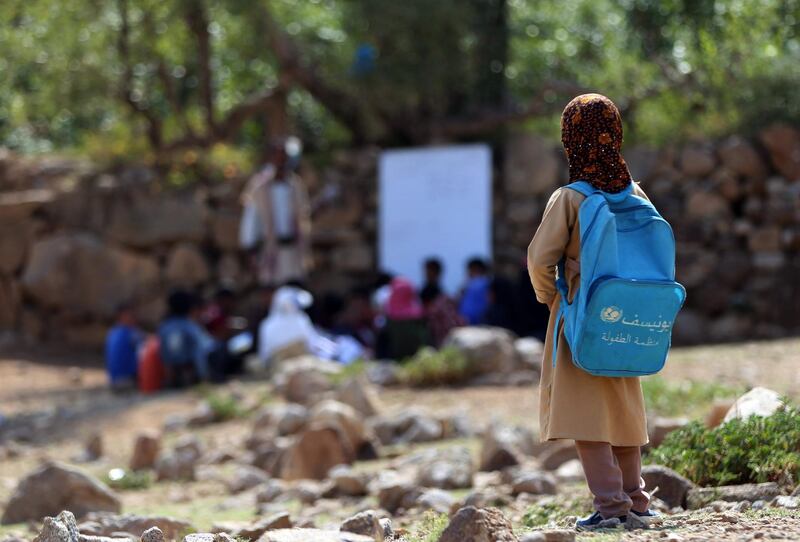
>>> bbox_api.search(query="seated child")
[105,304,142,390]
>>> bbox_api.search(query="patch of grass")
[406,512,449,542]
[398,347,475,387]
[521,497,591,528]
[641,376,742,417]
[127,492,265,530]
[327,358,368,386]
[649,406,800,486]
[204,391,246,421]
[103,469,153,490]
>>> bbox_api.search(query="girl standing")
[528,94,658,529]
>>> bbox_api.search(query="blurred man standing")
[240,137,311,286]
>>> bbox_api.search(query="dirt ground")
[1,338,799,541]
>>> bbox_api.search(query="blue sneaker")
[575,511,625,530]
[632,509,660,518]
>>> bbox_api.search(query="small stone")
[130,431,162,471]
[85,434,103,461]
[719,512,738,523]
[539,441,578,471]
[417,488,456,514]
[329,465,368,497]
[773,495,800,509]
[340,511,384,541]
[734,501,752,513]
[625,513,650,531]
[140,528,164,542]
[438,507,519,542]
[511,473,558,496]
[642,465,695,509]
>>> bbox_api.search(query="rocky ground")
[0,336,799,542]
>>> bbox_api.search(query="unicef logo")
[600,306,623,323]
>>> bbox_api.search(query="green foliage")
[204,391,246,421]
[407,511,449,542]
[649,406,800,487]
[398,347,474,387]
[521,497,591,528]
[326,358,368,386]
[104,469,153,491]
[1,0,799,157]
[641,376,742,417]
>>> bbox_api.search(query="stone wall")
[1,124,799,349]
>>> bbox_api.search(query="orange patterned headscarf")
[560,93,632,194]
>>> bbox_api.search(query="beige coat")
[242,167,312,285]
[528,184,649,446]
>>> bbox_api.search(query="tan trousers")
[575,441,650,518]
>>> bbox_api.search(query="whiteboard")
[379,144,492,295]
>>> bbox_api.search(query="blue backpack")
[552,181,686,377]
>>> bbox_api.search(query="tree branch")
[159,86,287,154]
[428,80,588,140]
[184,0,215,131]
[258,1,376,143]
[116,0,162,149]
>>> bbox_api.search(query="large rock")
[79,513,194,539]
[679,145,716,177]
[329,465,368,497]
[511,472,558,496]
[0,277,20,329]
[211,211,241,252]
[641,465,694,509]
[374,471,422,514]
[21,234,159,319]
[227,466,271,494]
[415,446,474,489]
[165,243,210,287]
[274,357,338,406]
[280,427,355,481]
[253,404,309,436]
[2,463,121,524]
[155,438,201,482]
[505,133,560,197]
[514,338,543,373]
[109,196,207,248]
[369,408,443,446]
[718,136,767,179]
[723,387,784,423]
[685,192,730,221]
[479,425,528,472]
[0,219,34,275]
[33,511,80,542]
[257,530,373,542]
[336,377,383,418]
[539,441,578,471]
[759,124,800,181]
[686,482,780,509]
[0,189,55,222]
[443,327,519,375]
[439,507,519,542]
[130,430,161,471]
[309,400,366,454]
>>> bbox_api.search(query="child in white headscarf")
[258,286,317,364]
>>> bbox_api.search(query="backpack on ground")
[552,181,686,377]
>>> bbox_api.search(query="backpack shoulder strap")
[564,180,600,198]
